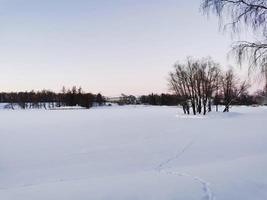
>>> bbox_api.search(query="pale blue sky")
[0,0,250,95]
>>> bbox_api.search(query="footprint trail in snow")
[156,141,215,200]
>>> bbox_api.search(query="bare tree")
[221,69,250,112]
[199,58,221,114]
[169,62,191,114]
[202,0,267,83]
[221,69,235,112]
[169,57,221,115]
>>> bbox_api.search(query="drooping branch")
[232,40,267,71]
[202,0,267,32]
[202,0,267,84]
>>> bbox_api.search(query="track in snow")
[156,141,215,200]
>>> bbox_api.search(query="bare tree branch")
[202,0,267,90]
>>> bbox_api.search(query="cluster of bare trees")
[169,58,249,115]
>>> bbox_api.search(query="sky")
[0,0,258,96]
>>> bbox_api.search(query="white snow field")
[0,106,267,200]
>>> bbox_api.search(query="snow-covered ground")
[0,105,266,200]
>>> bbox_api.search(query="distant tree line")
[139,93,183,106]
[108,93,184,106]
[138,92,258,108]
[0,86,105,109]
[0,83,264,111]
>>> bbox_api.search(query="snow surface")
[0,105,266,200]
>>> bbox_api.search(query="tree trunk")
[223,105,229,112]
[197,99,202,114]
[203,100,207,115]
[208,99,212,112]
[192,102,196,115]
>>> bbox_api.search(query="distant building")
[106,94,137,105]
[105,96,121,103]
